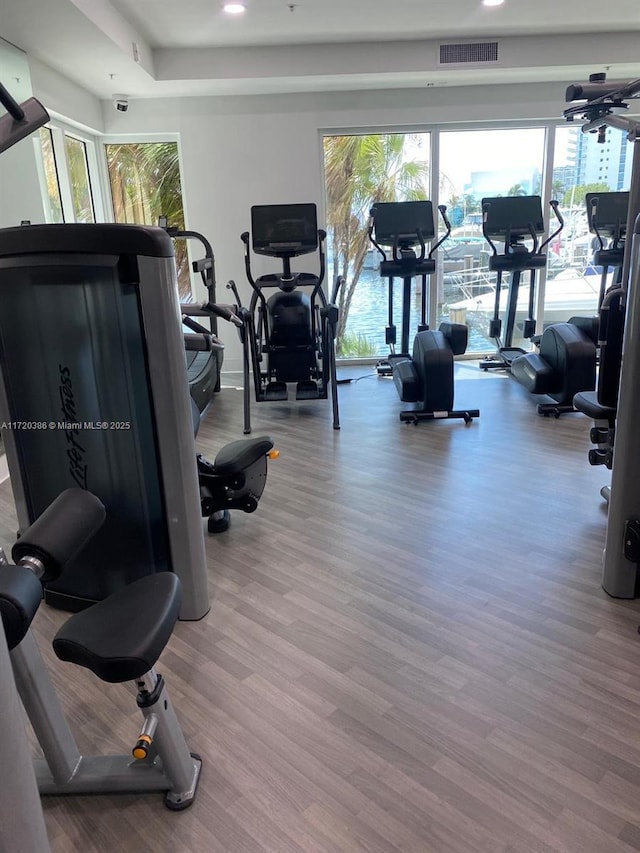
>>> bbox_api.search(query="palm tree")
[323,134,430,351]
[551,179,565,201]
[507,183,527,197]
[105,142,191,298]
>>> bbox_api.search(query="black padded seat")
[212,436,274,475]
[573,390,616,422]
[52,573,181,683]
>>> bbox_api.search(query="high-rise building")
[572,125,633,189]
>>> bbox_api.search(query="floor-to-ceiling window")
[543,125,634,326]
[323,132,430,358]
[438,127,547,352]
[36,126,101,224]
[105,141,192,299]
[323,126,552,360]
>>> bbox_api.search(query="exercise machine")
[1,489,202,809]
[573,191,629,482]
[0,223,275,615]
[0,76,54,853]
[369,200,479,425]
[158,217,224,414]
[479,195,564,370]
[236,203,341,433]
[564,73,640,597]
[476,195,598,416]
[0,81,49,153]
[586,190,628,309]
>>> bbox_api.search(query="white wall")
[0,39,45,227]
[29,56,103,132]
[102,80,568,370]
[0,139,45,227]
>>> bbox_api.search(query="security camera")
[113,95,129,113]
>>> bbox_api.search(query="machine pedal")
[264,382,288,401]
[295,380,319,400]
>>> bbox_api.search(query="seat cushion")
[213,436,274,475]
[53,573,182,683]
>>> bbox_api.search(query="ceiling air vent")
[439,42,499,65]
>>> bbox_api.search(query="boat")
[447,267,608,329]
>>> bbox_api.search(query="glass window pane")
[39,128,64,223]
[105,142,191,300]
[323,132,431,359]
[64,135,95,223]
[544,126,633,326]
[438,128,546,353]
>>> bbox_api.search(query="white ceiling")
[1,0,639,100]
[109,0,640,48]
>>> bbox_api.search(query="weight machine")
[564,73,640,597]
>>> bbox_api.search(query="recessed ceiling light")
[482,0,504,6]
[223,3,246,14]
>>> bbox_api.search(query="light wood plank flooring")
[3,363,640,853]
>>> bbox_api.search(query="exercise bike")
[231,203,342,434]
[369,200,479,425]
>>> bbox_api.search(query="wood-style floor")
[4,363,640,853]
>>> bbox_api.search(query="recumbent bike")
[478,194,598,416]
[229,203,342,434]
[369,200,479,425]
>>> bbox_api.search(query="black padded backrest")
[482,196,544,239]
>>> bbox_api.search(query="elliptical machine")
[233,203,341,433]
[369,200,479,425]
[479,195,564,370]
[477,195,598,416]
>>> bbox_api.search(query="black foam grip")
[12,489,106,582]
[0,565,43,650]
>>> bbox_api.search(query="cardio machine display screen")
[586,191,629,238]
[372,201,435,246]
[251,203,318,255]
[482,196,544,238]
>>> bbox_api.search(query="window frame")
[35,120,107,224]
[320,120,556,360]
